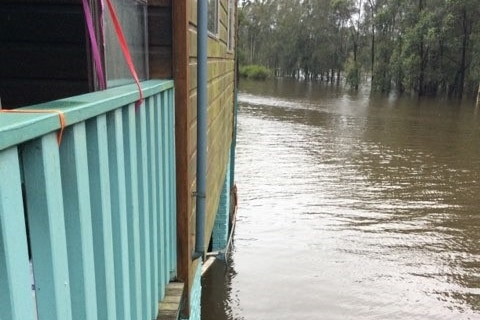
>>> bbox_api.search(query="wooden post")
[0,147,36,320]
[22,134,73,320]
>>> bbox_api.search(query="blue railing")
[0,80,177,320]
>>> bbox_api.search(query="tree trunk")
[369,1,375,85]
[417,0,427,96]
[476,83,480,107]
[457,7,470,100]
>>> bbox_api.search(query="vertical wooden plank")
[162,90,171,284]
[147,96,159,315]
[122,104,142,320]
[136,100,151,320]
[60,123,98,320]
[172,3,191,310]
[22,133,73,320]
[169,88,178,277]
[86,115,117,320]
[0,147,36,320]
[156,92,166,299]
[107,109,131,320]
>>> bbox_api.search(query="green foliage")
[239,65,272,80]
[344,56,361,89]
[238,0,480,98]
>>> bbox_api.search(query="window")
[104,0,148,87]
[208,0,218,35]
[227,0,235,51]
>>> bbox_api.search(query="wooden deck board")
[157,282,184,320]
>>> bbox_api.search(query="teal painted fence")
[0,80,177,320]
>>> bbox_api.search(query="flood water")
[202,79,480,320]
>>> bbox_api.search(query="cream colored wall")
[187,0,236,255]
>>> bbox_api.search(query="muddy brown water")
[202,78,480,320]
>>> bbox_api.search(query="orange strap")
[0,109,66,146]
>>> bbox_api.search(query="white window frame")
[207,0,219,37]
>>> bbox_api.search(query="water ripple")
[203,82,480,320]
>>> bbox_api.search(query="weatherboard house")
[0,1,237,319]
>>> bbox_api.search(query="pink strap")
[82,0,106,90]
[105,0,144,109]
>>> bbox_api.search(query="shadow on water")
[201,248,241,320]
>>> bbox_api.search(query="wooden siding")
[200,0,235,254]
[189,0,236,311]
[0,2,90,108]
[172,0,236,317]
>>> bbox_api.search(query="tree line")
[238,0,480,100]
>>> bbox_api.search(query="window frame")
[207,0,219,37]
[227,0,235,52]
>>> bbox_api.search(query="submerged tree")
[238,0,480,100]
